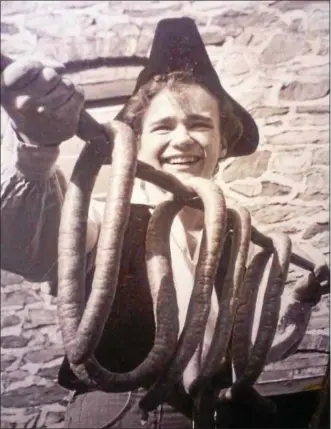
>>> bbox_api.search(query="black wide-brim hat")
[116,17,259,158]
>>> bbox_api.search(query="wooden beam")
[64,65,143,102]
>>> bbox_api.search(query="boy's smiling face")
[139,84,226,181]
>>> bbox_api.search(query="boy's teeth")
[166,156,199,165]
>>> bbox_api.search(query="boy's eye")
[190,122,212,130]
[152,125,172,132]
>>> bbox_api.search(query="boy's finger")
[1,59,43,91]
[30,55,66,74]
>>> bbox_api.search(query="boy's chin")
[162,166,204,181]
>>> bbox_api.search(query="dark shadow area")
[229,390,330,429]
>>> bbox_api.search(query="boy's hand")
[1,57,84,145]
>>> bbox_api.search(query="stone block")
[212,10,285,41]
[36,36,81,64]
[1,33,37,59]
[217,49,250,75]
[250,106,290,118]
[289,113,329,127]
[260,33,312,64]
[296,105,329,114]
[122,1,183,18]
[310,232,330,250]
[1,420,20,429]
[1,335,29,348]
[25,308,57,329]
[229,182,261,198]
[1,384,67,407]
[307,7,329,35]
[44,410,65,426]
[2,369,30,386]
[188,1,232,11]
[1,270,24,287]
[269,1,313,12]
[25,12,95,39]
[0,21,19,35]
[1,354,17,371]
[206,45,226,67]
[288,17,307,34]
[37,365,60,381]
[221,150,271,183]
[1,1,37,15]
[302,222,329,240]
[300,168,329,201]
[200,26,226,46]
[266,129,328,146]
[93,12,131,33]
[94,30,138,58]
[24,347,64,364]
[48,1,98,9]
[260,181,292,197]
[136,24,157,56]
[318,38,329,56]
[235,30,254,46]
[279,80,329,101]
[287,60,329,78]
[251,203,323,225]
[1,315,21,329]
[265,119,283,127]
[269,148,311,174]
[2,289,38,307]
[311,147,329,166]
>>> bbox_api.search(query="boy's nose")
[170,124,193,148]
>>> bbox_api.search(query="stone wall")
[1,1,329,428]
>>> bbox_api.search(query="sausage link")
[70,199,185,391]
[139,178,227,412]
[190,205,251,395]
[58,131,113,361]
[59,121,137,366]
[232,250,271,379]
[231,232,292,391]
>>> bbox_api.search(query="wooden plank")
[72,65,143,84]
[298,332,329,352]
[63,65,143,101]
[78,79,136,101]
[255,350,329,396]
[259,363,328,383]
[256,376,324,397]
[263,352,328,372]
[306,316,330,331]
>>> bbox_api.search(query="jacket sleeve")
[1,120,100,293]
